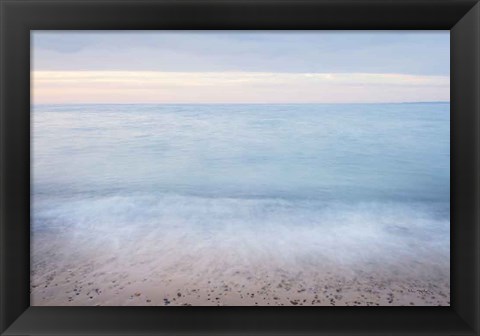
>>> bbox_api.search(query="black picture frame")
[1,0,479,335]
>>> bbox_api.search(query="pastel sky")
[32,31,450,104]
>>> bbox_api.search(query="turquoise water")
[33,103,449,201]
[31,103,450,277]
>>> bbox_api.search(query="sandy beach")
[31,263,450,306]
[31,224,450,306]
[31,271,449,306]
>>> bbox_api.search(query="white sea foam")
[32,193,449,281]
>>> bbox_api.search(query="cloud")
[32,31,450,75]
[32,71,449,104]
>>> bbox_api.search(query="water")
[33,103,449,198]
[31,103,450,305]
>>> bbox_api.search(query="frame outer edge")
[471,3,479,333]
[1,1,480,336]
[1,0,6,333]
[1,1,31,334]
[452,1,480,333]
[473,2,480,334]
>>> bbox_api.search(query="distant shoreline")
[33,101,450,107]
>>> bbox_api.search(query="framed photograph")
[1,0,479,335]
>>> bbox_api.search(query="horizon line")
[33,101,451,106]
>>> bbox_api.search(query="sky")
[32,31,450,104]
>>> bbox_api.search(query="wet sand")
[31,271,450,306]
[32,274,449,306]
[31,238,449,306]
